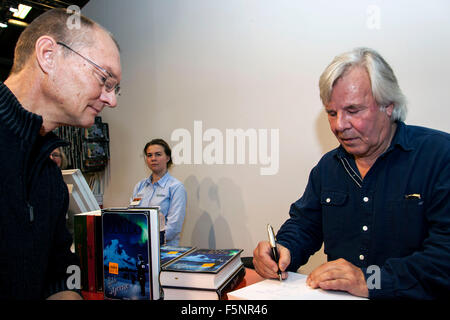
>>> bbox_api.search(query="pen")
[267,224,282,281]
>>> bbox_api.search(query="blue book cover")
[102,211,154,300]
[160,245,196,267]
[163,248,243,273]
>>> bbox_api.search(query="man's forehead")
[332,67,371,94]
[335,66,370,87]
[87,29,121,78]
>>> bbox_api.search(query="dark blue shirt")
[276,121,450,299]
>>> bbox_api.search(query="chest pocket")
[155,193,167,198]
[151,191,170,213]
[386,198,426,252]
[321,192,348,206]
[320,191,349,241]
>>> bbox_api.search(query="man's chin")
[341,144,365,157]
[77,116,96,129]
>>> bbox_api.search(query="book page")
[228,271,367,300]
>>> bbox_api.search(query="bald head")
[10,8,119,75]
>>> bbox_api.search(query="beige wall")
[84,0,450,272]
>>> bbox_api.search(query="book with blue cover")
[160,245,196,267]
[163,264,246,300]
[160,248,243,289]
[102,208,160,300]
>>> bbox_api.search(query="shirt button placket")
[360,195,371,266]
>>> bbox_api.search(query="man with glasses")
[0,8,121,299]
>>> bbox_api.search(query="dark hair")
[143,139,173,168]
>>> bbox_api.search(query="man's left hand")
[306,258,369,298]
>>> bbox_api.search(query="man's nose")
[100,89,118,108]
[335,112,350,131]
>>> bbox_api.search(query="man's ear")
[35,36,58,74]
[384,103,395,118]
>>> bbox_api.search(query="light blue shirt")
[131,172,187,246]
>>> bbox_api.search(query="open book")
[228,271,368,300]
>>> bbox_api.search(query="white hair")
[319,47,407,122]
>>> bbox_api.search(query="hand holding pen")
[253,225,291,280]
[267,224,283,281]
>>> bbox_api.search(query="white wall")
[83,0,450,273]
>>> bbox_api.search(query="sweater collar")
[0,82,43,143]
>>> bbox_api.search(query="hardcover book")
[163,264,246,300]
[73,210,103,292]
[160,245,196,267]
[160,248,243,289]
[102,208,160,300]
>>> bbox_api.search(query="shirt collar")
[387,121,414,152]
[335,121,413,160]
[147,171,171,188]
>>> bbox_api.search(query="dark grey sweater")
[0,82,79,299]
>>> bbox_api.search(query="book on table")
[160,248,244,290]
[160,245,196,267]
[102,208,161,300]
[163,264,246,300]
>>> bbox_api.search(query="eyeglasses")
[57,41,121,96]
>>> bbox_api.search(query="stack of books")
[160,247,245,300]
[74,209,244,301]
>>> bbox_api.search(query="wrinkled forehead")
[82,26,121,79]
[332,67,371,94]
[328,67,374,107]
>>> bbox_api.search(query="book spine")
[86,215,96,292]
[148,210,161,300]
[94,215,103,292]
[74,215,88,291]
[218,265,246,300]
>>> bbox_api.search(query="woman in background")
[131,139,187,246]
[49,147,67,169]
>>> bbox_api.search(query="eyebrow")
[345,104,364,109]
[329,104,365,110]
[105,67,119,80]
[325,104,365,113]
